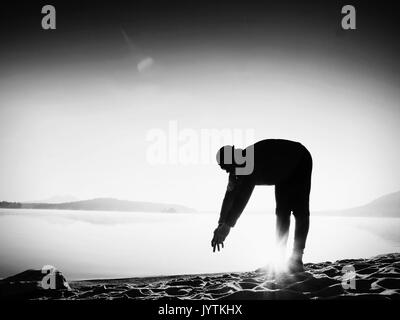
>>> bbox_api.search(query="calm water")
[0,209,399,280]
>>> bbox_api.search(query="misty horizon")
[1,188,399,215]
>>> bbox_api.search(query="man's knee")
[292,205,310,218]
[275,206,291,217]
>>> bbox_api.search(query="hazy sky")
[0,1,399,211]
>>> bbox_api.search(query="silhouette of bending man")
[211,139,313,272]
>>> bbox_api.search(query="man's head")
[216,144,255,175]
[216,145,239,173]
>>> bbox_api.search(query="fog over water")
[0,209,399,280]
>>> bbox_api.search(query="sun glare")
[258,244,289,276]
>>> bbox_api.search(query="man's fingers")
[211,231,226,252]
[212,242,225,252]
[212,237,219,252]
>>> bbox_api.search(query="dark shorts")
[275,149,312,217]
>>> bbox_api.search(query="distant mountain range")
[0,198,196,213]
[316,190,400,218]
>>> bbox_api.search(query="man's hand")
[211,223,231,252]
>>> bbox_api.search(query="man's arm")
[211,174,255,252]
[218,174,255,227]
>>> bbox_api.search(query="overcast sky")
[0,1,399,211]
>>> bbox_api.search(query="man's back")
[246,139,308,185]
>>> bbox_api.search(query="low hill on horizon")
[0,198,196,213]
[316,190,400,218]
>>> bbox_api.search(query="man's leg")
[275,185,291,249]
[293,209,310,259]
[290,180,311,270]
[289,149,312,272]
[287,206,309,273]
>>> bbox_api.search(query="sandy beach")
[3,253,398,300]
